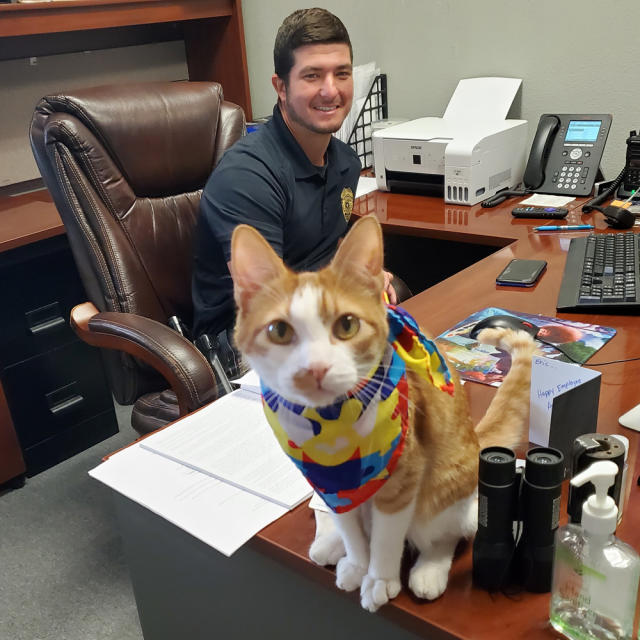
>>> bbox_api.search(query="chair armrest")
[71,302,217,416]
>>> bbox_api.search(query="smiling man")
[192,8,361,350]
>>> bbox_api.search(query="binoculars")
[472,445,564,593]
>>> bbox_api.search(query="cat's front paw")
[309,529,345,566]
[360,573,401,612]
[335,557,367,592]
[408,560,450,601]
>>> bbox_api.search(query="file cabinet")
[0,233,118,477]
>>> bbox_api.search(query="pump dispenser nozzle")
[570,460,619,535]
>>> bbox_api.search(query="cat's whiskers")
[353,375,412,400]
[349,370,426,419]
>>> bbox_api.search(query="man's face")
[273,43,353,136]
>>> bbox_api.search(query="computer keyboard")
[557,232,640,312]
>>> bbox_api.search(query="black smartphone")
[496,259,547,287]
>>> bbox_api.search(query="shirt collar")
[270,104,353,180]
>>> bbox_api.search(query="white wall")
[242,0,640,178]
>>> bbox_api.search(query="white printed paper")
[139,390,312,509]
[355,176,378,199]
[520,194,575,207]
[232,369,261,395]
[89,444,288,557]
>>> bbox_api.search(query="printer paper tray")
[387,170,444,197]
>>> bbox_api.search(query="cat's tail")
[474,328,538,451]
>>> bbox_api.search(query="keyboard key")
[579,294,602,304]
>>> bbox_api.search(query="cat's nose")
[308,364,329,384]
[294,364,329,390]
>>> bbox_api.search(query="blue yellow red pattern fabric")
[260,304,454,513]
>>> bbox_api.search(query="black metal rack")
[347,73,388,169]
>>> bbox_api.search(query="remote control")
[511,206,569,219]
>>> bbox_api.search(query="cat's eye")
[266,320,294,345]
[333,314,360,340]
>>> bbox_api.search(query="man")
[193,9,397,342]
[190,7,380,570]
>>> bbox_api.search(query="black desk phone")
[523,114,612,197]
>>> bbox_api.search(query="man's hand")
[383,270,397,305]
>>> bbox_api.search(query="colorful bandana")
[260,304,454,513]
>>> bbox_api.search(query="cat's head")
[231,215,388,407]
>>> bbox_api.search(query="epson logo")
[410,145,422,150]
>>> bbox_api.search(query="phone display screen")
[565,120,601,143]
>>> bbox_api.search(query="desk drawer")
[0,236,86,366]
[22,409,117,477]
[1,341,114,450]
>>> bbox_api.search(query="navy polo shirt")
[192,104,361,337]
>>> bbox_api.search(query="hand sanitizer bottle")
[549,460,640,640]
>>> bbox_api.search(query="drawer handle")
[48,394,84,416]
[26,302,66,335]
[29,317,66,335]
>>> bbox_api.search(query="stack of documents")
[89,388,313,556]
[335,61,380,148]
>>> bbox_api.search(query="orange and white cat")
[230,215,536,612]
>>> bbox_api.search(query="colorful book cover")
[436,307,616,387]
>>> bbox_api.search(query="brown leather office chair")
[29,81,245,434]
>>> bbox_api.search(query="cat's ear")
[230,225,287,312]
[330,215,383,277]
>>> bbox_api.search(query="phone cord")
[581,168,626,213]
[480,189,532,208]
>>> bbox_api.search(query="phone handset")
[480,115,560,207]
[522,114,560,190]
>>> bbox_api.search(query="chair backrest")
[30,81,245,403]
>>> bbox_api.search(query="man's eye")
[267,321,295,345]
[304,74,319,80]
[333,314,360,340]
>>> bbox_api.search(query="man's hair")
[274,8,352,84]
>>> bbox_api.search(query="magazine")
[436,307,616,387]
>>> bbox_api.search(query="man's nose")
[320,74,339,98]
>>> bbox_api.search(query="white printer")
[373,78,528,205]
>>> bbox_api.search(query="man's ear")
[272,74,286,103]
[230,225,287,312]
[330,215,383,278]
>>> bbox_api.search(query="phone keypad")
[552,164,590,190]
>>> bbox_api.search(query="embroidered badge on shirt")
[259,304,455,513]
[340,187,354,223]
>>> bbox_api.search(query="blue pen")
[533,224,594,232]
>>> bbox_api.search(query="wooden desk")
[252,193,640,639]
[110,192,640,639]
